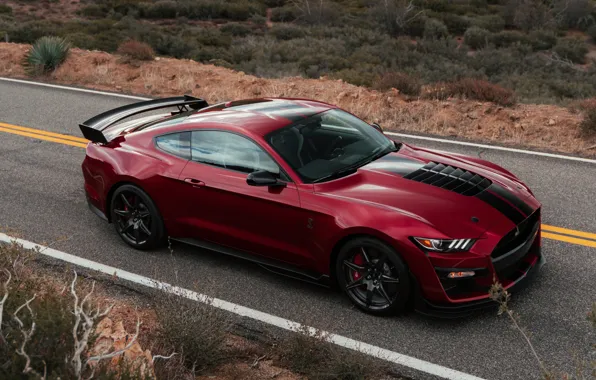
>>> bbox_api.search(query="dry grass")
[0,41,595,156]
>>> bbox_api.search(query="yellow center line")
[0,122,89,143]
[0,126,88,148]
[1,121,595,249]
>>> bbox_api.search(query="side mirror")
[371,122,383,133]
[247,170,286,187]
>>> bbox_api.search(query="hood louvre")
[403,162,492,196]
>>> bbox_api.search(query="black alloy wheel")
[111,185,165,250]
[336,237,410,316]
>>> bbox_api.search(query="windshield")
[266,109,397,183]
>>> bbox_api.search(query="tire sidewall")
[110,184,165,250]
[335,237,411,316]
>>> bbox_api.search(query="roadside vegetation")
[0,240,400,380]
[1,0,596,104]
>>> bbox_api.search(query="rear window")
[155,132,191,160]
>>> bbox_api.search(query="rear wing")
[79,95,209,144]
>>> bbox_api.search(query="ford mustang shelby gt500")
[79,95,543,317]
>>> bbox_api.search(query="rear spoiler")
[79,95,209,144]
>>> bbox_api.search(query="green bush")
[528,30,557,51]
[554,37,588,64]
[423,18,449,40]
[142,1,178,19]
[24,36,70,75]
[373,72,422,96]
[588,25,596,43]
[0,4,12,14]
[271,5,298,22]
[472,14,505,32]
[464,26,491,49]
[428,11,470,34]
[220,22,252,36]
[491,30,530,48]
[553,0,595,30]
[269,24,306,40]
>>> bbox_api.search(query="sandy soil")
[1,42,595,157]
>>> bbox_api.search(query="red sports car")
[80,95,544,317]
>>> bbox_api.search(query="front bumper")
[412,208,543,318]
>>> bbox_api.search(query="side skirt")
[171,238,331,288]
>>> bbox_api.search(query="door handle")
[184,178,205,188]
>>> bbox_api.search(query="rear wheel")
[335,237,410,316]
[110,185,165,250]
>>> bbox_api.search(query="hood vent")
[403,162,492,196]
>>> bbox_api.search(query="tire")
[110,184,165,250]
[335,237,410,316]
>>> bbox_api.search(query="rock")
[548,119,556,126]
[155,57,160,61]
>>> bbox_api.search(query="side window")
[191,131,280,176]
[155,132,191,159]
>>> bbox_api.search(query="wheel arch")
[104,180,147,223]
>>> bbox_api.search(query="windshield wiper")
[312,144,398,183]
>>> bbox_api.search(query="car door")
[177,130,311,266]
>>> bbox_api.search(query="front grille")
[492,208,540,259]
[403,162,492,196]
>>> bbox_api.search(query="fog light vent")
[447,271,475,279]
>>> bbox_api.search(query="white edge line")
[0,232,485,380]
[0,77,150,101]
[5,76,591,165]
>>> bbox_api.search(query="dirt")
[1,41,595,157]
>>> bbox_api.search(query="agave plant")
[24,36,71,76]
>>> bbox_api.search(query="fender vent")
[403,162,492,196]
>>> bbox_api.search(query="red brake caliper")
[352,253,364,281]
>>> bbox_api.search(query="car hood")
[314,143,540,238]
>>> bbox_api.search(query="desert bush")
[528,29,557,51]
[142,0,178,19]
[464,26,491,49]
[23,36,70,75]
[370,0,425,37]
[491,30,530,48]
[220,22,252,36]
[553,0,595,30]
[424,78,516,106]
[269,24,306,40]
[554,37,588,64]
[152,292,231,374]
[0,4,12,14]
[588,25,596,43]
[577,99,596,135]
[427,11,470,34]
[423,18,449,40]
[373,71,422,96]
[472,14,505,32]
[117,39,155,61]
[504,0,554,31]
[80,4,107,18]
[270,5,298,22]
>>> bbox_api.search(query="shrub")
[528,30,557,51]
[142,1,178,19]
[269,24,306,40]
[424,78,516,106]
[271,5,298,22]
[577,99,596,135]
[491,30,530,48]
[80,4,107,18]
[117,39,155,61]
[220,22,252,36]
[373,72,421,96]
[588,25,596,43]
[23,36,70,75]
[553,0,595,30]
[504,0,554,31]
[423,18,449,40]
[472,14,505,33]
[464,26,491,49]
[554,37,588,64]
[0,4,12,14]
[428,12,471,34]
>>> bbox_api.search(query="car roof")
[175,97,337,137]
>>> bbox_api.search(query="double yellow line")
[1,121,595,249]
[0,122,88,148]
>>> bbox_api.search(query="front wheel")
[110,184,165,250]
[335,237,410,316]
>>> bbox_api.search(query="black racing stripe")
[476,188,526,224]
[489,183,534,216]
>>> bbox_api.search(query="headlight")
[412,237,476,252]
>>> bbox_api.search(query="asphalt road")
[0,79,595,380]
